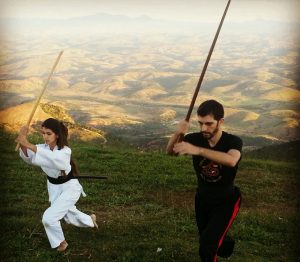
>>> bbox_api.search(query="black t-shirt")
[184,131,242,203]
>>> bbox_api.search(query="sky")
[1,0,300,23]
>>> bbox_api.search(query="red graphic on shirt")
[199,159,222,182]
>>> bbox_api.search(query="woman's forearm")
[26,143,37,153]
[20,145,28,156]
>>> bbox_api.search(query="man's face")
[197,114,223,139]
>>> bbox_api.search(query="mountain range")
[0,13,299,149]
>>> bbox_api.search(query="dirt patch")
[145,190,195,210]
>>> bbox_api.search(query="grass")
[0,130,299,261]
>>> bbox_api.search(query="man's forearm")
[196,147,240,167]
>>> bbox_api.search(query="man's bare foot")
[57,240,68,252]
[91,214,98,229]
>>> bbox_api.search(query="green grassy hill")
[0,130,299,261]
[244,140,300,162]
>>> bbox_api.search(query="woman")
[16,118,98,252]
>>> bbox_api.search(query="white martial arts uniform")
[20,144,94,248]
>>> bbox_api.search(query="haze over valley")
[1,11,299,149]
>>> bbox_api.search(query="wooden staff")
[15,50,64,151]
[75,175,108,180]
[177,0,231,143]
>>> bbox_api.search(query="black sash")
[47,169,75,184]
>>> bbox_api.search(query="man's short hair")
[197,99,224,120]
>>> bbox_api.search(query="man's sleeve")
[230,135,243,152]
[183,133,193,143]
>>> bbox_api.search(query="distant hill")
[2,13,300,36]
[244,140,300,162]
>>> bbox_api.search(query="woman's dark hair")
[42,118,68,149]
[42,118,79,176]
[197,99,224,121]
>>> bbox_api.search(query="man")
[166,99,242,262]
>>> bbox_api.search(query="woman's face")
[41,127,58,149]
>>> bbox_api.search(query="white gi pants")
[42,179,94,248]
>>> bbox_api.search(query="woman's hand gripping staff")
[15,125,37,155]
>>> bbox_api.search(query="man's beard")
[201,127,219,140]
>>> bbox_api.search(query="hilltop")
[0,102,106,143]
[0,127,299,261]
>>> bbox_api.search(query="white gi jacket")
[19,144,86,203]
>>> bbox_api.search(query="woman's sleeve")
[31,146,71,171]
[19,148,36,165]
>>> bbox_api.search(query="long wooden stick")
[174,0,231,146]
[15,50,64,151]
[75,175,108,180]
[185,0,231,121]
